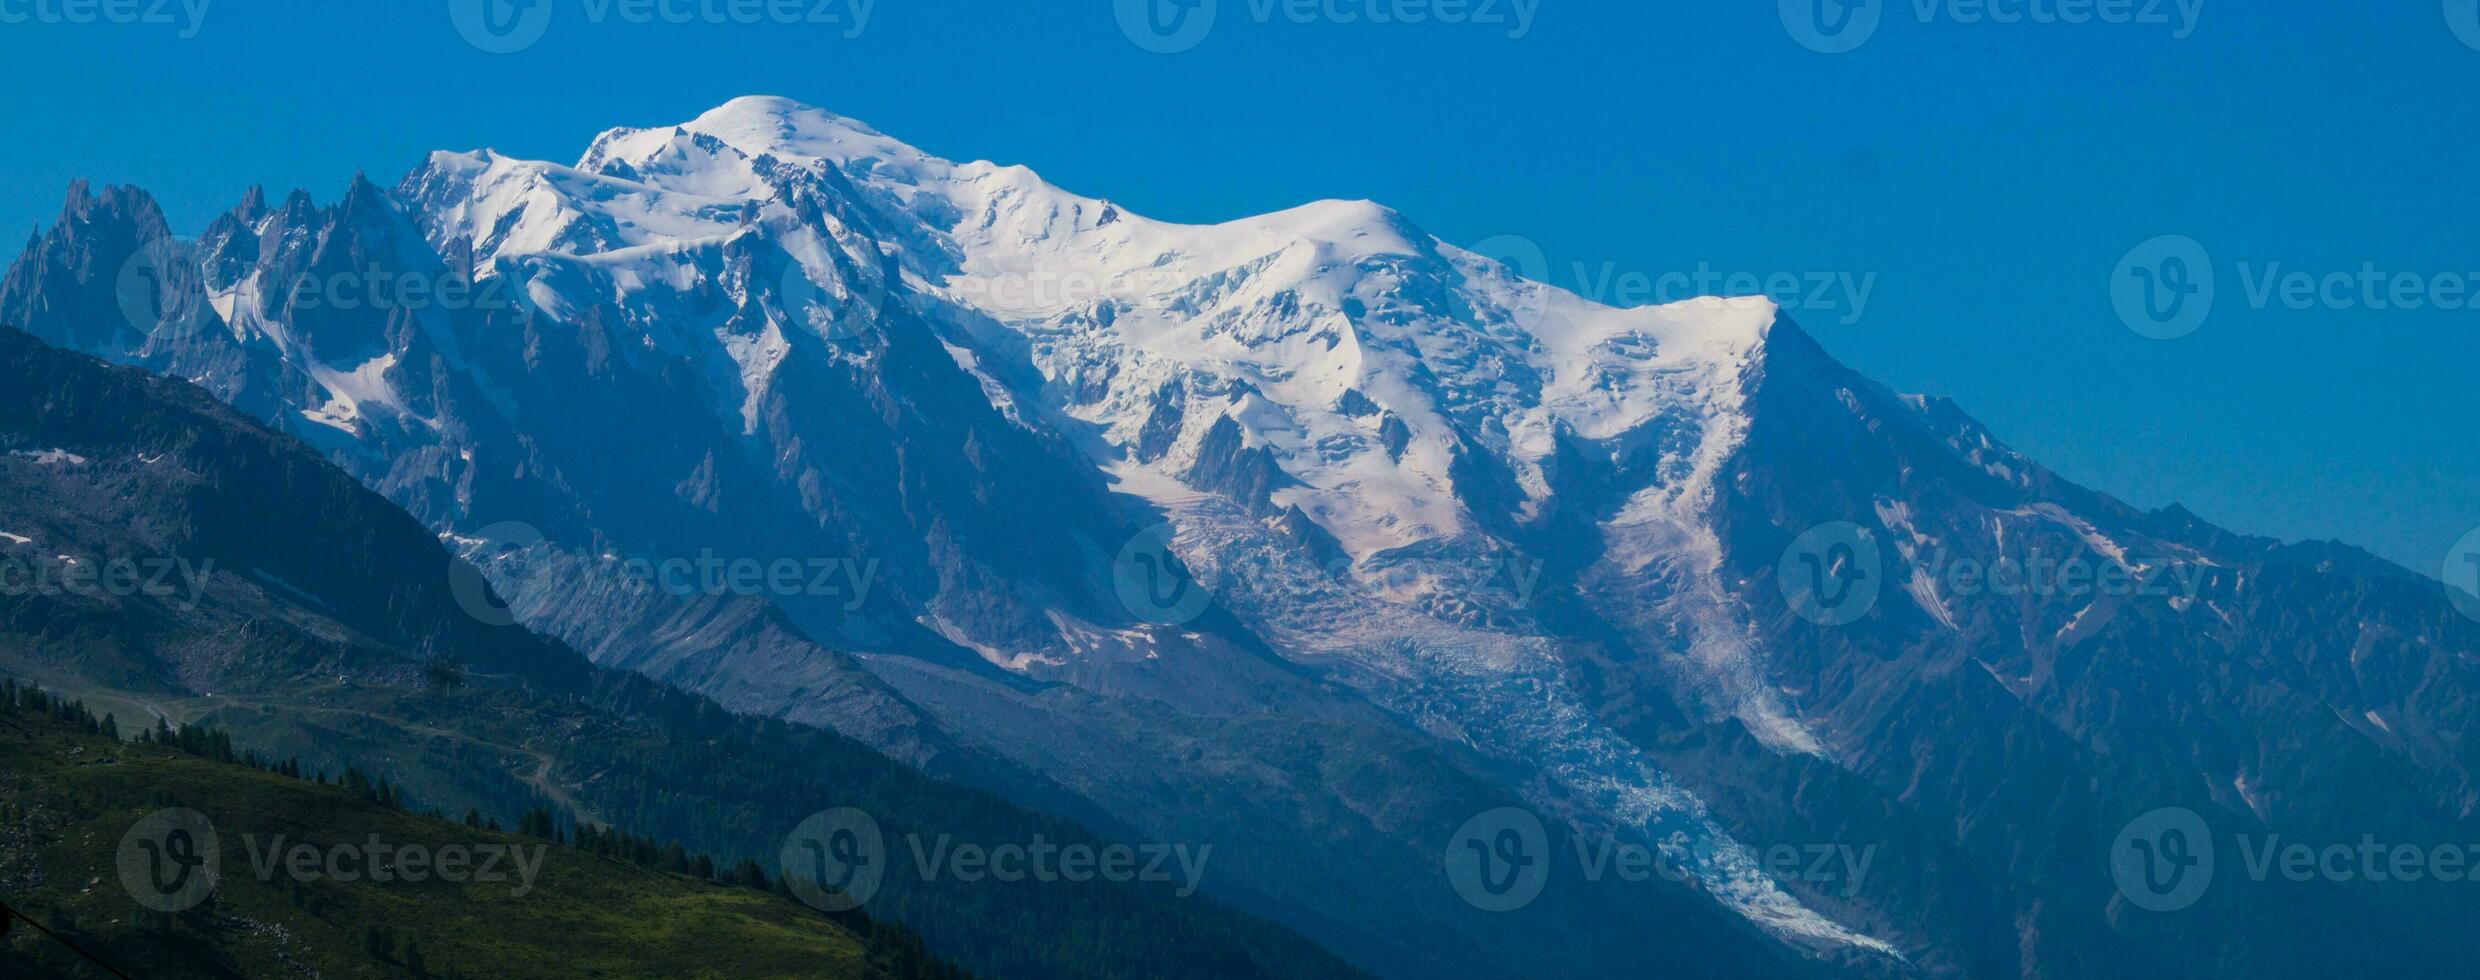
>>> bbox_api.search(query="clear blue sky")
[3,1,2474,573]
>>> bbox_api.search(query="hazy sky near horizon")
[2,1,2474,572]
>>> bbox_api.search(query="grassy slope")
[0,706,900,979]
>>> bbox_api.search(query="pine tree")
[364,923,397,962]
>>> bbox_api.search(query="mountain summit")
[9,97,2478,979]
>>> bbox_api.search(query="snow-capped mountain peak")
[3,100,1894,962]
